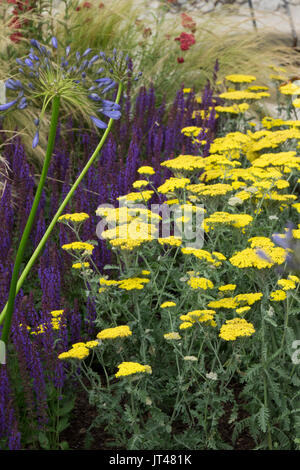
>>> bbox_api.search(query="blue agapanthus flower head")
[1,37,134,146]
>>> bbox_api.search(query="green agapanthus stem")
[1,95,61,344]
[0,81,123,333]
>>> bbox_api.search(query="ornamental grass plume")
[0,37,139,350]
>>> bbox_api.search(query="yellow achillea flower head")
[99,278,120,286]
[61,241,94,252]
[208,297,238,309]
[158,236,182,247]
[160,301,177,308]
[97,325,132,340]
[164,332,181,340]
[225,74,256,83]
[183,356,198,361]
[72,262,90,269]
[141,270,150,275]
[179,321,194,330]
[219,90,262,101]
[58,345,90,360]
[219,318,255,341]
[58,212,89,223]
[132,180,149,189]
[277,279,296,291]
[85,340,100,349]
[157,177,190,194]
[293,98,300,108]
[219,284,236,292]
[279,82,300,95]
[215,103,249,114]
[161,155,205,172]
[117,191,154,203]
[230,246,286,269]
[137,166,155,175]
[181,126,203,137]
[234,292,263,305]
[270,290,287,301]
[187,277,214,290]
[236,306,251,315]
[203,212,253,232]
[115,362,152,378]
[51,309,64,317]
[288,275,300,283]
[118,277,150,290]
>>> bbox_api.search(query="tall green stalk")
[0,82,123,340]
[1,95,61,344]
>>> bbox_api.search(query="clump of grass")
[54,0,300,103]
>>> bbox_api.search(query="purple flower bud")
[101,82,116,94]
[65,45,71,57]
[0,99,18,111]
[5,79,23,90]
[32,130,39,148]
[30,39,42,52]
[90,115,107,129]
[34,118,39,126]
[88,55,99,66]
[81,72,86,78]
[82,48,92,57]
[79,60,88,72]
[96,67,104,74]
[88,93,101,101]
[25,58,34,68]
[101,109,121,119]
[101,99,116,107]
[95,77,112,85]
[76,51,81,62]
[51,37,58,49]
[17,97,27,110]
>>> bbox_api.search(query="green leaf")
[57,417,70,433]
[59,441,70,450]
[258,405,269,433]
[58,397,75,416]
[38,431,50,450]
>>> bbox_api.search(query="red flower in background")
[174,32,195,51]
[181,13,196,33]
[177,57,184,64]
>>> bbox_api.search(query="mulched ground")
[61,382,255,450]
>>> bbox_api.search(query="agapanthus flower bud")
[101,109,120,119]
[25,58,34,68]
[0,99,18,111]
[17,97,27,109]
[90,115,107,128]
[5,79,22,90]
[32,130,39,148]
[88,93,101,101]
[82,48,92,57]
[65,46,71,57]
[51,37,58,49]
